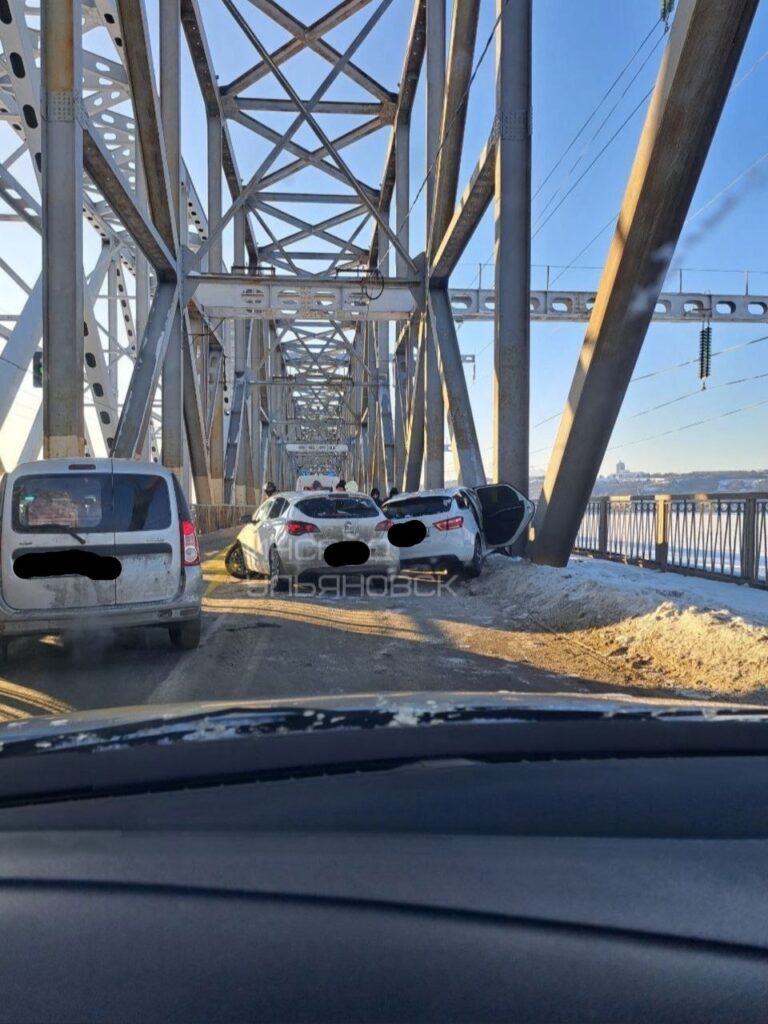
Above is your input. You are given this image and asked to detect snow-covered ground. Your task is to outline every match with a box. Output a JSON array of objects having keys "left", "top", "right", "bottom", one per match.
[{"left": 475, "top": 554, "right": 768, "bottom": 700}]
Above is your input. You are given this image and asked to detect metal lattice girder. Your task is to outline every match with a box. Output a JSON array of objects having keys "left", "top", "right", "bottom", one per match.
[
  {"left": 429, "top": 0, "right": 480, "bottom": 254},
  {"left": 532, "top": 0, "right": 760, "bottom": 567},
  {"left": 115, "top": 0, "right": 178, "bottom": 255},
  {"left": 42, "top": 0, "right": 85, "bottom": 458},
  {"left": 82, "top": 123, "right": 176, "bottom": 276},
  {"left": 189, "top": 277, "right": 768, "bottom": 325},
  {"left": 112, "top": 281, "right": 180, "bottom": 458},
  {"left": 431, "top": 135, "right": 496, "bottom": 283},
  {"left": 428, "top": 286, "right": 485, "bottom": 486},
  {"left": 230, "top": 0, "right": 396, "bottom": 105},
  {"left": 181, "top": 308, "right": 214, "bottom": 504}
]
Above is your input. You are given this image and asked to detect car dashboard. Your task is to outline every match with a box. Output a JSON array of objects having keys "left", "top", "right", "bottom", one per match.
[{"left": 0, "top": 739, "right": 767, "bottom": 1022}]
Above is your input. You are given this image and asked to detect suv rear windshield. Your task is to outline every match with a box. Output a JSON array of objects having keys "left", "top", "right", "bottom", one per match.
[
  {"left": 296, "top": 496, "right": 379, "bottom": 519},
  {"left": 12, "top": 473, "right": 171, "bottom": 533},
  {"left": 383, "top": 496, "right": 453, "bottom": 518}
]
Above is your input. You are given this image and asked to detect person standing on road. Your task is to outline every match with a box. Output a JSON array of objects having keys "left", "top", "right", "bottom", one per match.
[
  {"left": 335, "top": 479, "right": 347, "bottom": 492},
  {"left": 264, "top": 481, "right": 277, "bottom": 498},
  {"left": 388, "top": 487, "right": 399, "bottom": 501},
  {"left": 370, "top": 487, "right": 382, "bottom": 507}
]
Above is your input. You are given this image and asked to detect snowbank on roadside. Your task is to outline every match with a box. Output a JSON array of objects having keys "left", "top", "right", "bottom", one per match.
[{"left": 475, "top": 554, "right": 768, "bottom": 699}]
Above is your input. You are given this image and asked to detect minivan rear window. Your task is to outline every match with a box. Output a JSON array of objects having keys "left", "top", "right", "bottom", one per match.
[
  {"left": 12, "top": 473, "right": 171, "bottom": 533},
  {"left": 383, "top": 496, "right": 453, "bottom": 518},
  {"left": 296, "top": 496, "right": 379, "bottom": 519}
]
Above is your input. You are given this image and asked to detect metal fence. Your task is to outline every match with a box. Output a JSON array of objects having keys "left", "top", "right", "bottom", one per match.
[
  {"left": 574, "top": 493, "right": 768, "bottom": 589},
  {"left": 190, "top": 505, "right": 256, "bottom": 535}
]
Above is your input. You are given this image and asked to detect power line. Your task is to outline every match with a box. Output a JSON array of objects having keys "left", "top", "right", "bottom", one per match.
[
  {"left": 532, "top": 18, "right": 662, "bottom": 204},
  {"left": 534, "top": 32, "right": 664, "bottom": 226},
  {"left": 532, "top": 85, "right": 654, "bottom": 240},
  {"left": 606, "top": 396, "right": 768, "bottom": 453}
]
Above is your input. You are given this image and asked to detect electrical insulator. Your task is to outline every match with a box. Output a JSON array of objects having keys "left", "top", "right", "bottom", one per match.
[{"left": 699, "top": 323, "right": 712, "bottom": 387}]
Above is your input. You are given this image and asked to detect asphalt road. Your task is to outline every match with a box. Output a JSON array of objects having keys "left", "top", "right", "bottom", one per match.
[{"left": 0, "top": 530, "right": 661, "bottom": 721}]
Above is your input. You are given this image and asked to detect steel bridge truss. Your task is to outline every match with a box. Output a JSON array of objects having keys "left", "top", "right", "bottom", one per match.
[{"left": 0, "top": 0, "right": 760, "bottom": 547}]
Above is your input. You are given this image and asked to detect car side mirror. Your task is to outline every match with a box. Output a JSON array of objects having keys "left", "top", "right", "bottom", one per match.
[{"left": 239, "top": 514, "right": 252, "bottom": 524}]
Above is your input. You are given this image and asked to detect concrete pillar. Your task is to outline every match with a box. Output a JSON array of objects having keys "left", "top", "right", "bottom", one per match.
[
  {"left": 424, "top": 0, "right": 445, "bottom": 487},
  {"left": 160, "top": 0, "right": 183, "bottom": 477},
  {"left": 493, "top": 0, "right": 531, "bottom": 495},
  {"left": 41, "top": 0, "right": 84, "bottom": 457}
]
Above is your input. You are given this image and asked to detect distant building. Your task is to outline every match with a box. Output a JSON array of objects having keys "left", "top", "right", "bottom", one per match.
[{"left": 616, "top": 461, "right": 627, "bottom": 477}]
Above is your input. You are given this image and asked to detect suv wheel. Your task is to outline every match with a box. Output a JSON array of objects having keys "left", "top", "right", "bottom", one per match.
[
  {"left": 169, "top": 617, "right": 201, "bottom": 650},
  {"left": 464, "top": 536, "right": 484, "bottom": 579}
]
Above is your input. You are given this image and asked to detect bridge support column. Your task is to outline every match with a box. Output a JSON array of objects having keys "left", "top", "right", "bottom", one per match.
[
  {"left": 41, "top": 0, "right": 84, "bottom": 457},
  {"left": 160, "top": 0, "right": 183, "bottom": 478},
  {"left": 493, "top": 0, "right": 531, "bottom": 498},
  {"left": 424, "top": 0, "right": 445, "bottom": 488}
]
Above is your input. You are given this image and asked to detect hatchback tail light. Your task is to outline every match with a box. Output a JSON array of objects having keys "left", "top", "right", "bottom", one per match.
[
  {"left": 434, "top": 515, "right": 464, "bottom": 531},
  {"left": 375, "top": 519, "right": 394, "bottom": 531},
  {"left": 181, "top": 519, "right": 200, "bottom": 566},
  {"left": 285, "top": 520, "right": 319, "bottom": 536}
]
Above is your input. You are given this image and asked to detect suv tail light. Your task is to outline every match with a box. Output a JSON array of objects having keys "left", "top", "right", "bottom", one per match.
[
  {"left": 181, "top": 519, "right": 200, "bottom": 566},
  {"left": 286, "top": 520, "right": 319, "bottom": 536},
  {"left": 434, "top": 515, "right": 464, "bottom": 532},
  {"left": 375, "top": 519, "right": 394, "bottom": 531}
]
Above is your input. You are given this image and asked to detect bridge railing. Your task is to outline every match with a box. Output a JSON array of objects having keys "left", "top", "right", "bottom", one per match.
[
  {"left": 190, "top": 505, "right": 257, "bottom": 535},
  {"left": 574, "top": 493, "right": 768, "bottom": 588}
]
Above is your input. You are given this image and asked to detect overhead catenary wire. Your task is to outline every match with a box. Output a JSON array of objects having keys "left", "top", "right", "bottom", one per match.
[
  {"left": 531, "top": 18, "right": 662, "bottom": 204},
  {"left": 462, "top": 16, "right": 666, "bottom": 349},
  {"left": 532, "top": 85, "right": 655, "bottom": 240},
  {"left": 534, "top": 30, "right": 665, "bottom": 226}
]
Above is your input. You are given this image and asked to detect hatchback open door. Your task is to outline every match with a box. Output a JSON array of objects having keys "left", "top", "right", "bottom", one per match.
[{"left": 474, "top": 484, "right": 535, "bottom": 550}]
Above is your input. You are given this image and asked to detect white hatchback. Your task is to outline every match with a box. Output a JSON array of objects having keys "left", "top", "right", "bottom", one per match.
[
  {"left": 228, "top": 491, "right": 400, "bottom": 590},
  {"left": 382, "top": 484, "right": 535, "bottom": 577}
]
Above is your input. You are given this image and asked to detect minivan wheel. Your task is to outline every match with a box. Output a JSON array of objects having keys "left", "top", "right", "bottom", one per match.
[
  {"left": 169, "top": 617, "right": 201, "bottom": 650},
  {"left": 269, "top": 547, "right": 289, "bottom": 594},
  {"left": 224, "top": 541, "right": 250, "bottom": 580},
  {"left": 464, "top": 536, "right": 483, "bottom": 579}
]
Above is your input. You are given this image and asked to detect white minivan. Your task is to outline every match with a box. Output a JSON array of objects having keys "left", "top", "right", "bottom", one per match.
[{"left": 0, "top": 458, "right": 204, "bottom": 655}]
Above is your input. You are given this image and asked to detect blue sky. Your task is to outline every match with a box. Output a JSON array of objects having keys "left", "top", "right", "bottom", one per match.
[{"left": 1, "top": 0, "right": 767, "bottom": 476}]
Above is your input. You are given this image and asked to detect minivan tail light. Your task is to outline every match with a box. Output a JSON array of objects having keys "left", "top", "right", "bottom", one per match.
[
  {"left": 181, "top": 519, "right": 200, "bottom": 566},
  {"left": 375, "top": 519, "right": 394, "bottom": 531},
  {"left": 434, "top": 515, "right": 464, "bottom": 531},
  {"left": 286, "top": 520, "right": 319, "bottom": 536}
]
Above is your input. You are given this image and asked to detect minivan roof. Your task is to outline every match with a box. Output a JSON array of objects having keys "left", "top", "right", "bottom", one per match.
[{"left": 10, "top": 458, "right": 174, "bottom": 479}]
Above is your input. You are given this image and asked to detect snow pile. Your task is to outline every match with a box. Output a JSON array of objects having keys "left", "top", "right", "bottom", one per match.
[{"left": 476, "top": 555, "right": 768, "bottom": 699}]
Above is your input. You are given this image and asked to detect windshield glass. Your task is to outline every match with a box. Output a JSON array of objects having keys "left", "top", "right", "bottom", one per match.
[{"left": 0, "top": 0, "right": 766, "bottom": 759}]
